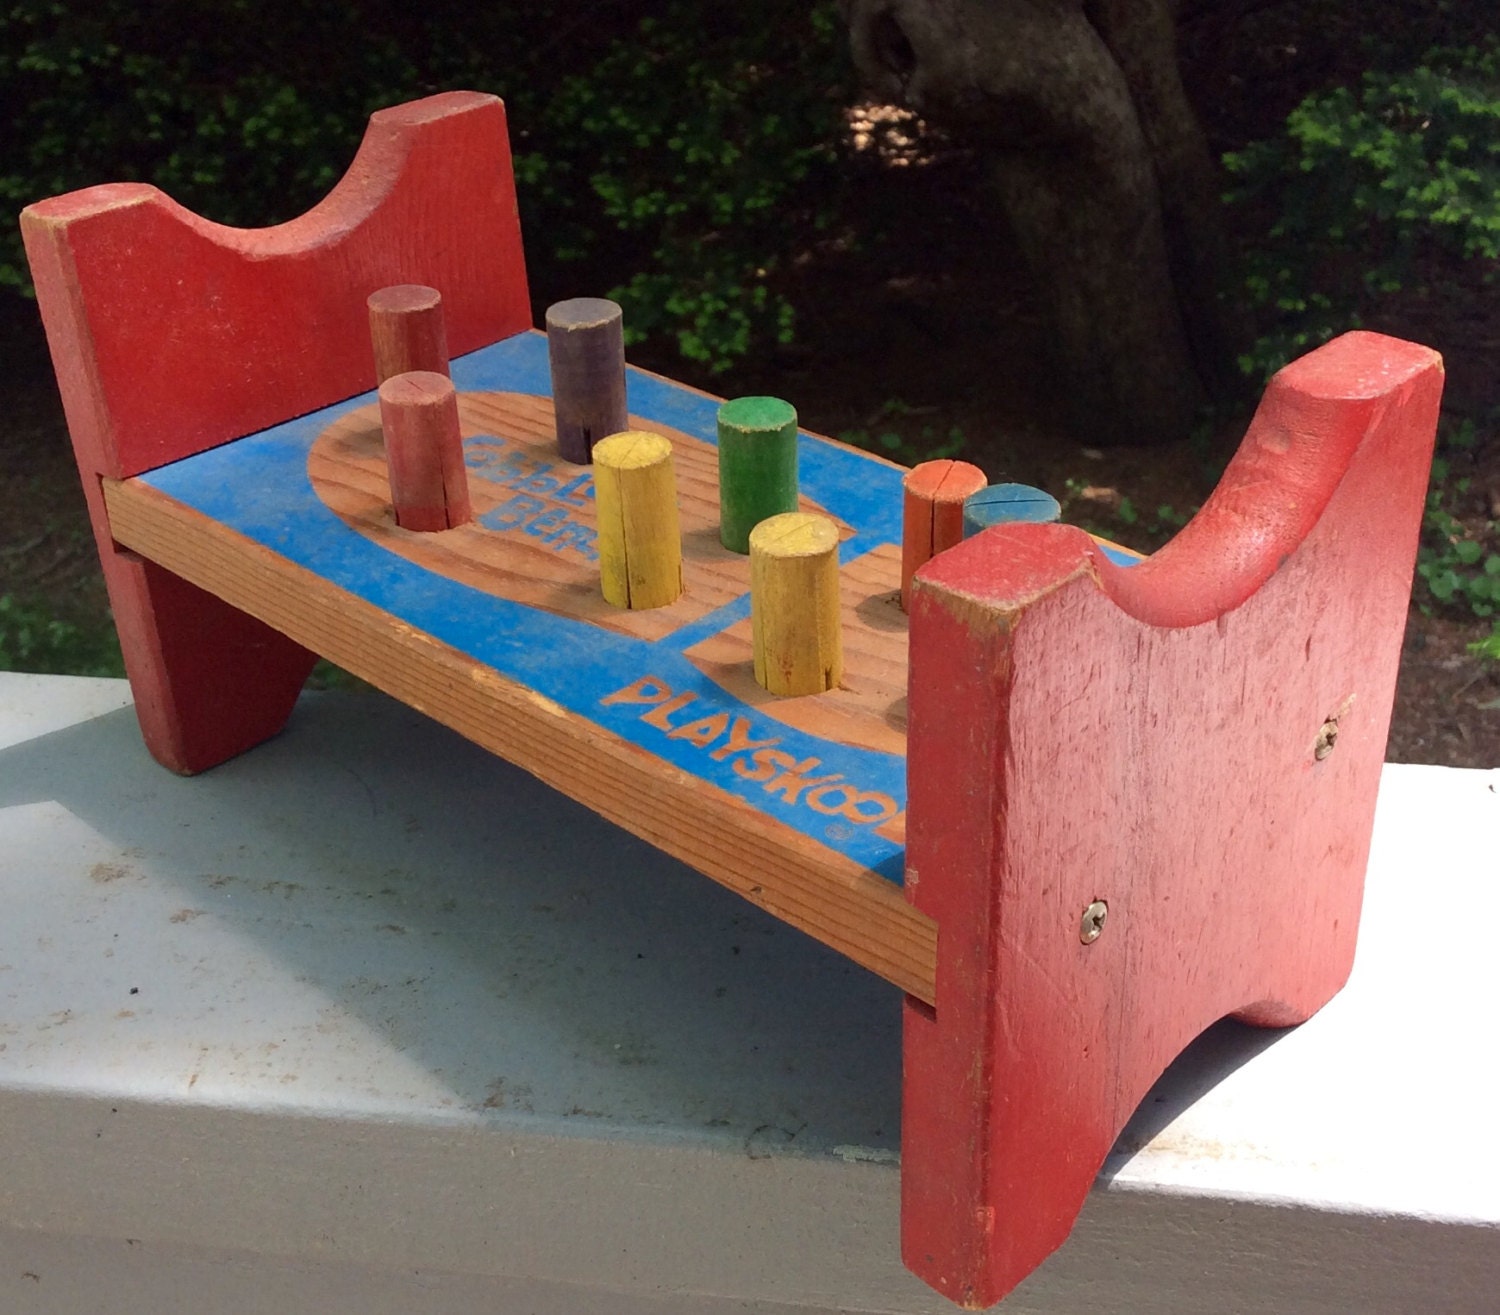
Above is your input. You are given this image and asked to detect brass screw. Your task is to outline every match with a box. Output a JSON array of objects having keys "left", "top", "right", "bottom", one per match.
[{"left": 1080, "top": 900, "right": 1108, "bottom": 944}]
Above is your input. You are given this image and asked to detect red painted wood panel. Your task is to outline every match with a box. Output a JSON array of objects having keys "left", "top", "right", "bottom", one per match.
[
  {"left": 902, "top": 331, "right": 1443, "bottom": 1307},
  {"left": 20, "top": 91, "right": 531, "bottom": 772},
  {"left": 22, "top": 91, "right": 529, "bottom": 479}
]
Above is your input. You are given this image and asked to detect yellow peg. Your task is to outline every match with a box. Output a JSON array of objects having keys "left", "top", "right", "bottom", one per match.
[
  {"left": 749, "top": 512, "right": 843, "bottom": 696},
  {"left": 593, "top": 431, "right": 683, "bottom": 610}
]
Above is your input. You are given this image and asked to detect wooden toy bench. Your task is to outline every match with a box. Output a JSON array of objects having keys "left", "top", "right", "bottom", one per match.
[{"left": 21, "top": 91, "right": 1444, "bottom": 1308}]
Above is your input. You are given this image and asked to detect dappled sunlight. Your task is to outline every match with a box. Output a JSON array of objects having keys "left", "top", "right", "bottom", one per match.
[{"left": 844, "top": 101, "right": 933, "bottom": 166}]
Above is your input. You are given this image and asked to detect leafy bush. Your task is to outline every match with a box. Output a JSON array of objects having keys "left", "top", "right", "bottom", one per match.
[
  {"left": 0, "top": 593, "right": 123, "bottom": 675},
  {"left": 1416, "top": 421, "right": 1500, "bottom": 641},
  {"left": 1, "top": 1, "right": 853, "bottom": 374},
  {"left": 1420, "top": 486, "right": 1500, "bottom": 616},
  {"left": 1224, "top": 39, "right": 1500, "bottom": 380},
  {"left": 0, "top": 3, "right": 418, "bottom": 291},
  {"left": 838, "top": 399, "right": 967, "bottom": 466},
  {"left": 508, "top": 5, "right": 852, "bottom": 372},
  {"left": 1470, "top": 622, "right": 1500, "bottom": 660},
  {"left": 1226, "top": 37, "right": 1500, "bottom": 664}
]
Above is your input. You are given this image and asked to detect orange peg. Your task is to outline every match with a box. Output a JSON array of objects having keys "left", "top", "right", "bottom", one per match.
[{"left": 900, "top": 459, "right": 987, "bottom": 610}]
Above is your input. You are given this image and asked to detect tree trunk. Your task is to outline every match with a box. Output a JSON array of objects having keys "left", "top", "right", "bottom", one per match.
[{"left": 841, "top": 0, "right": 1231, "bottom": 446}]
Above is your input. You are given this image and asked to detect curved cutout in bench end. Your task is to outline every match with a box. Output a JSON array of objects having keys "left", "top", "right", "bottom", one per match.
[
  {"left": 901, "top": 331, "right": 1444, "bottom": 1307},
  {"left": 21, "top": 90, "right": 529, "bottom": 480}
]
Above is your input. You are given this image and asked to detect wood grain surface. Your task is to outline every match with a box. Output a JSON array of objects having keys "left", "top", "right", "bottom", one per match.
[
  {"left": 101, "top": 475, "right": 938, "bottom": 1003},
  {"left": 306, "top": 388, "right": 913, "bottom": 761}
]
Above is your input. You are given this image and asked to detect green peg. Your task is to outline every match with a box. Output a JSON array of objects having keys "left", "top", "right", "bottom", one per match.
[{"left": 717, "top": 396, "right": 799, "bottom": 554}]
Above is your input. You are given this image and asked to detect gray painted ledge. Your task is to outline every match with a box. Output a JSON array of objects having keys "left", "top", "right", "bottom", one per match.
[{"left": 0, "top": 673, "right": 1495, "bottom": 1313}]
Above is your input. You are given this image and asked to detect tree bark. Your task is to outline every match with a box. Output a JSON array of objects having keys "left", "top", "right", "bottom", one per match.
[{"left": 841, "top": 0, "right": 1230, "bottom": 446}]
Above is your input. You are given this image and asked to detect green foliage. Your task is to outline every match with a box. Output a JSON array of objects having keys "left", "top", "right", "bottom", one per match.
[
  {"left": 1414, "top": 420, "right": 1500, "bottom": 657},
  {"left": 0, "top": 3, "right": 421, "bottom": 293},
  {"left": 1469, "top": 621, "right": 1500, "bottom": 660},
  {"left": 0, "top": 592, "right": 377, "bottom": 681},
  {"left": 839, "top": 400, "right": 967, "bottom": 466},
  {"left": 0, "top": 593, "right": 123, "bottom": 676},
  {"left": 1, "top": 1, "right": 853, "bottom": 373},
  {"left": 513, "top": 4, "right": 852, "bottom": 373},
  {"left": 1227, "top": 40, "right": 1499, "bottom": 664},
  {"left": 1417, "top": 490, "right": 1500, "bottom": 608},
  {"left": 308, "top": 659, "right": 367, "bottom": 691},
  {"left": 1418, "top": 486, "right": 1500, "bottom": 616},
  {"left": 1114, "top": 499, "right": 1190, "bottom": 535},
  {"left": 1060, "top": 479, "right": 1194, "bottom": 553},
  {"left": 1224, "top": 39, "right": 1500, "bottom": 380}
]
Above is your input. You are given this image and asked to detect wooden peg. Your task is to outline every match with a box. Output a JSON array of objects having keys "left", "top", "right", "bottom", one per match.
[
  {"left": 378, "top": 370, "right": 472, "bottom": 531},
  {"left": 901, "top": 459, "right": 988, "bottom": 611},
  {"left": 749, "top": 512, "right": 843, "bottom": 696},
  {"left": 717, "top": 396, "right": 799, "bottom": 554},
  {"left": 962, "top": 483, "right": 1061, "bottom": 537},
  {"left": 368, "top": 284, "right": 450, "bottom": 384},
  {"left": 546, "top": 298, "right": 628, "bottom": 465},
  {"left": 593, "top": 431, "right": 683, "bottom": 610}
]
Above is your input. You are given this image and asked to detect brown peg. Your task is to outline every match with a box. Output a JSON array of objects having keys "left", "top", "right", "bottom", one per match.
[
  {"left": 378, "top": 370, "right": 472, "bottom": 532},
  {"left": 368, "top": 284, "right": 450, "bottom": 384},
  {"left": 546, "top": 297, "right": 628, "bottom": 464}
]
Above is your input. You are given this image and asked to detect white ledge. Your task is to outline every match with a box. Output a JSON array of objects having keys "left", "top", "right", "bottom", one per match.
[{"left": 0, "top": 673, "right": 1495, "bottom": 1313}]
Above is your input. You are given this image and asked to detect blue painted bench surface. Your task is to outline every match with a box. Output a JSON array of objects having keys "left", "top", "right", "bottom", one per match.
[{"left": 141, "top": 331, "right": 1137, "bottom": 885}]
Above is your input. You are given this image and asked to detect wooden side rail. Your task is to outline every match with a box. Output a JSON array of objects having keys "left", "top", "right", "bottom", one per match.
[{"left": 902, "top": 332, "right": 1444, "bottom": 1306}]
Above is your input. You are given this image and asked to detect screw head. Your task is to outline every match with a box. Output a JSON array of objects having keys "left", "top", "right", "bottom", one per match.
[{"left": 1080, "top": 900, "right": 1108, "bottom": 944}]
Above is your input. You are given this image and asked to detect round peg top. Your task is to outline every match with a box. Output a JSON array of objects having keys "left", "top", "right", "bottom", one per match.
[
  {"left": 369, "top": 283, "right": 442, "bottom": 317},
  {"left": 904, "top": 458, "right": 989, "bottom": 508},
  {"left": 719, "top": 395, "right": 798, "bottom": 437},
  {"left": 378, "top": 367, "right": 450, "bottom": 405},
  {"left": 545, "top": 297, "right": 624, "bottom": 333},
  {"left": 748, "top": 509, "right": 840, "bottom": 560},
  {"left": 962, "top": 483, "right": 1062, "bottom": 538},
  {"left": 593, "top": 429, "right": 670, "bottom": 470},
  {"left": 368, "top": 284, "right": 450, "bottom": 384}
]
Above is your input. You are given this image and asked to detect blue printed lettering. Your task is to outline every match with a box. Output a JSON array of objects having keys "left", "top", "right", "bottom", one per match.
[
  {"left": 543, "top": 522, "right": 598, "bottom": 560},
  {"left": 514, "top": 469, "right": 561, "bottom": 496},
  {"left": 525, "top": 506, "right": 570, "bottom": 538},
  {"left": 554, "top": 473, "right": 593, "bottom": 506}
]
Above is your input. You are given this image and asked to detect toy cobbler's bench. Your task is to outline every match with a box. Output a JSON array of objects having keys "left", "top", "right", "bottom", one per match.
[{"left": 21, "top": 92, "right": 1444, "bottom": 1308}]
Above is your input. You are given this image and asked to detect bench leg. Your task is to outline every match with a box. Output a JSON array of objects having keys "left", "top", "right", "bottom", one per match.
[{"left": 102, "top": 542, "right": 315, "bottom": 775}]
